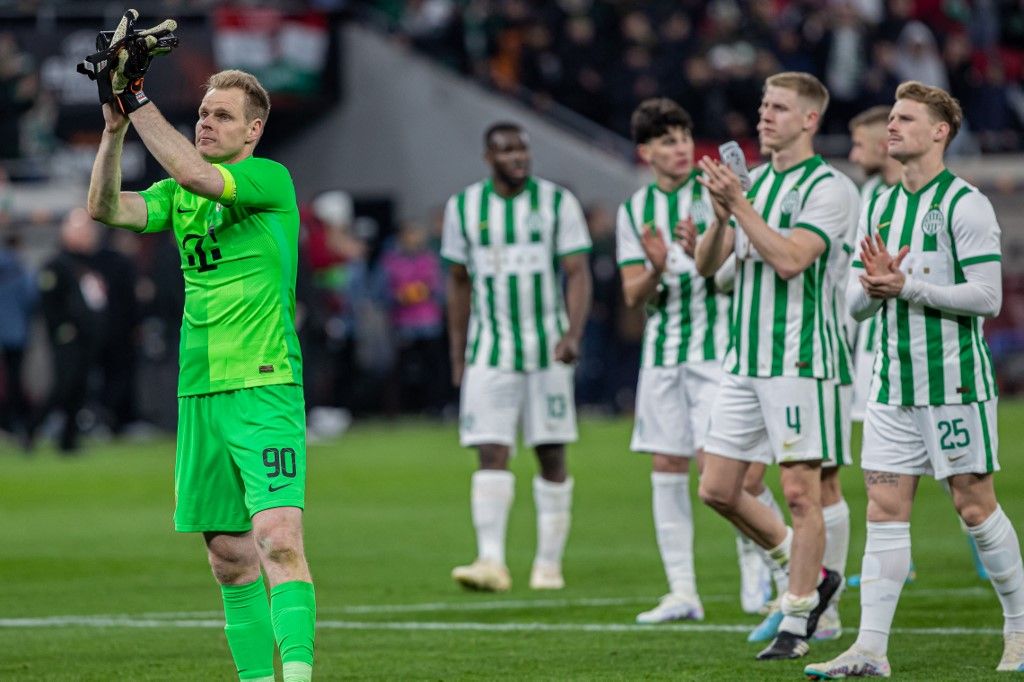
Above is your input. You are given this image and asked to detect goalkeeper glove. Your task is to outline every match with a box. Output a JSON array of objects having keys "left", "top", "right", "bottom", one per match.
[
  {"left": 111, "top": 16, "right": 178, "bottom": 114},
  {"left": 75, "top": 9, "right": 178, "bottom": 112}
]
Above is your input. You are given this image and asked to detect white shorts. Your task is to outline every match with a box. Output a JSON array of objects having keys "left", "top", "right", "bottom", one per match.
[
  {"left": 822, "top": 383, "right": 854, "bottom": 469},
  {"left": 704, "top": 373, "right": 828, "bottom": 465},
  {"left": 459, "top": 363, "right": 578, "bottom": 448},
  {"left": 860, "top": 399, "right": 999, "bottom": 480},
  {"left": 630, "top": 361, "right": 722, "bottom": 457}
]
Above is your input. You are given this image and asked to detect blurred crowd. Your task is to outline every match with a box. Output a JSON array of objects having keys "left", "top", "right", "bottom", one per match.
[{"left": 368, "top": 0, "right": 1024, "bottom": 151}]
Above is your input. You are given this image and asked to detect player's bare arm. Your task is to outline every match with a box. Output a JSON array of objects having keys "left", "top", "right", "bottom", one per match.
[
  {"left": 128, "top": 104, "right": 227, "bottom": 201},
  {"left": 692, "top": 197, "right": 734, "bottom": 278},
  {"left": 699, "top": 156, "right": 825, "bottom": 280},
  {"left": 446, "top": 263, "right": 472, "bottom": 386},
  {"left": 620, "top": 230, "right": 667, "bottom": 308},
  {"left": 87, "top": 103, "right": 148, "bottom": 231},
  {"left": 555, "top": 252, "right": 592, "bottom": 363}
]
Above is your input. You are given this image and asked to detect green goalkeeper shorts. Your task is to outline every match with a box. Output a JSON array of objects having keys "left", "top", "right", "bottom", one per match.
[{"left": 174, "top": 383, "right": 307, "bottom": 532}]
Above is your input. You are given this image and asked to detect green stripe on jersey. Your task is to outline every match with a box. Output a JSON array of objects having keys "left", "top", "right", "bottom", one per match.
[{"left": 533, "top": 272, "right": 548, "bottom": 367}]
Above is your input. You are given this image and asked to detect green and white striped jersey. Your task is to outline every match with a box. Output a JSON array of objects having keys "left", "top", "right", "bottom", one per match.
[
  {"left": 615, "top": 173, "right": 730, "bottom": 368},
  {"left": 853, "top": 174, "right": 891, "bottom": 362},
  {"left": 853, "top": 169, "right": 1001, "bottom": 406},
  {"left": 828, "top": 172, "right": 861, "bottom": 386},
  {"left": 441, "top": 176, "right": 592, "bottom": 372},
  {"left": 726, "top": 155, "right": 857, "bottom": 380}
]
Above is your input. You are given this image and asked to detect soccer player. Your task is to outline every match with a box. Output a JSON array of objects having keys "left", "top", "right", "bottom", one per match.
[
  {"left": 615, "top": 98, "right": 731, "bottom": 623},
  {"left": 847, "top": 105, "right": 903, "bottom": 422},
  {"left": 87, "top": 69, "right": 315, "bottom": 682},
  {"left": 806, "top": 81, "right": 1024, "bottom": 677},
  {"left": 443, "top": 122, "right": 592, "bottom": 592},
  {"left": 691, "top": 72, "right": 853, "bottom": 660}
]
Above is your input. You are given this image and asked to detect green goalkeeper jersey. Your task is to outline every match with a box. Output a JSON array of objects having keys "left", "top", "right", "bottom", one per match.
[{"left": 140, "top": 155, "right": 303, "bottom": 397}]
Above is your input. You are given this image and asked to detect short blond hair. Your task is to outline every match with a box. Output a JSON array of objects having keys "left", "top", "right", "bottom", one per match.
[
  {"left": 849, "top": 105, "right": 891, "bottom": 132},
  {"left": 765, "top": 71, "right": 830, "bottom": 117},
  {"left": 895, "top": 80, "right": 962, "bottom": 147},
  {"left": 205, "top": 69, "right": 271, "bottom": 123}
]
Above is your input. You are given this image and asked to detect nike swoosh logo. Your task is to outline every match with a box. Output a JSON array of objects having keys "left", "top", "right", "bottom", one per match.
[
  {"left": 783, "top": 436, "right": 804, "bottom": 448},
  {"left": 267, "top": 482, "right": 292, "bottom": 492},
  {"left": 177, "top": 207, "right": 196, "bottom": 214},
  {"left": 947, "top": 452, "right": 967, "bottom": 462}
]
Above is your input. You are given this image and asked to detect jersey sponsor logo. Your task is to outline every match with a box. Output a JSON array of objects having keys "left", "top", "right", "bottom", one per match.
[
  {"left": 921, "top": 208, "right": 944, "bottom": 235},
  {"left": 259, "top": 364, "right": 275, "bottom": 374},
  {"left": 182, "top": 228, "right": 223, "bottom": 272}
]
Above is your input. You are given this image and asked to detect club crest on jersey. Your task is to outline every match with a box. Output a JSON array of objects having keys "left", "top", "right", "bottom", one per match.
[
  {"left": 780, "top": 189, "right": 801, "bottom": 215},
  {"left": 921, "top": 208, "right": 944, "bottom": 236},
  {"left": 689, "top": 202, "right": 709, "bottom": 225},
  {"left": 525, "top": 212, "right": 544, "bottom": 232}
]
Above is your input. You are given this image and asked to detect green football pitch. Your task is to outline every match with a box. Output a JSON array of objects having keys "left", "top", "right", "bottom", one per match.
[{"left": 3, "top": 404, "right": 1023, "bottom": 680}]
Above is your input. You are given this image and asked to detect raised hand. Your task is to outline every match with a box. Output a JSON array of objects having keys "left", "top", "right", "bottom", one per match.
[
  {"left": 859, "top": 242, "right": 910, "bottom": 299},
  {"left": 676, "top": 218, "right": 697, "bottom": 257},
  {"left": 697, "top": 156, "right": 745, "bottom": 209},
  {"left": 640, "top": 228, "right": 668, "bottom": 274}
]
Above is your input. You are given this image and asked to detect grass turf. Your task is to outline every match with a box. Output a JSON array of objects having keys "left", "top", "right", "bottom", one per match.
[{"left": 2, "top": 404, "right": 1022, "bottom": 680}]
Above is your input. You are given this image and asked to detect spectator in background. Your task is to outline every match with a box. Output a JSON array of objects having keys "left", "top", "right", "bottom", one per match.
[
  {"left": 822, "top": 1, "right": 869, "bottom": 134},
  {"left": 301, "top": 190, "right": 368, "bottom": 417},
  {"left": 32, "top": 209, "right": 106, "bottom": 452},
  {"left": 0, "top": 230, "right": 36, "bottom": 447},
  {"left": 92, "top": 229, "right": 141, "bottom": 436},
  {"left": 895, "top": 21, "right": 949, "bottom": 90},
  {"left": 375, "top": 219, "right": 446, "bottom": 416},
  {"left": 0, "top": 32, "right": 36, "bottom": 162}
]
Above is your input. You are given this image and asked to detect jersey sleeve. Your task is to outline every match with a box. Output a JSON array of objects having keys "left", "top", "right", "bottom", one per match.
[
  {"left": 616, "top": 202, "right": 646, "bottom": 267},
  {"left": 794, "top": 175, "right": 855, "bottom": 251},
  {"left": 220, "top": 158, "right": 295, "bottom": 211},
  {"left": 951, "top": 190, "right": 1002, "bottom": 267},
  {"left": 555, "top": 190, "right": 592, "bottom": 257},
  {"left": 138, "top": 178, "right": 178, "bottom": 234},
  {"left": 440, "top": 194, "right": 468, "bottom": 265}
]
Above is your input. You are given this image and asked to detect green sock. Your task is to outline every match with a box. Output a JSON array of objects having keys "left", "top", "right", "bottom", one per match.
[
  {"left": 271, "top": 580, "right": 316, "bottom": 678},
  {"left": 221, "top": 577, "right": 276, "bottom": 681}
]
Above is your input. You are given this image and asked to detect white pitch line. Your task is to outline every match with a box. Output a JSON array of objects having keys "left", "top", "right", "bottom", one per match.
[
  {"left": 0, "top": 615, "right": 1002, "bottom": 636},
  {"left": 125, "top": 586, "right": 993, "bottom": 620}
]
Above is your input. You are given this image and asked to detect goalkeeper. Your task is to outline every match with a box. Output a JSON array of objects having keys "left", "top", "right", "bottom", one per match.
[{"left": 83, "top": 11, "right": 315, "bottom": 682}]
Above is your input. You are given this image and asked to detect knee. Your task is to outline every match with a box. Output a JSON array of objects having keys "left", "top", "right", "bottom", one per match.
[
  {"left": 255, "top": 525, "right": 303, "bottom": 568},
  {"left": 207, "top": 547, "right": 258, "bottom": 585},
  {"left": 478, "top": 444, "right": 510, "bottom": 470},
  {"left": 956, "top": 500, "right": 994, "bottom": 528},
  {"left": 782, "top": 484, "right": 819, "bottom": 519},
  {"left": 699, "top": 481, "right": 738, "bottom": 514}
]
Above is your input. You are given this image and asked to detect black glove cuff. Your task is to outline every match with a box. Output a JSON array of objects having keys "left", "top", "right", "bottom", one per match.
[{"left": 116, "top": 85, "right": 151, "bottom": 114}]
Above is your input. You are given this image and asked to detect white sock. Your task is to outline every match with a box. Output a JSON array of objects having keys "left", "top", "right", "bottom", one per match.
[
  {"left": 966, "top": 506, "right": 1024, "bottom": 633},
  {"left": 855, "top": 521, "right": 911, "bottom": 657},
  {"left": 780, "top": 589, "right": 819, "bottom": 637},
  {"left": 823, "top": 499, "right": 851, "bottom": 579},
  {"left": 282, "top": 661, "right": 312, "bottom": 682},
  {"left": 471, "top": 470, "right": 515, "bottom": 565},
  {"left": 759, "top": 525, "right": 793, "bottom": 599},
  {"left": 652, "top": 472, "right": 696, "bottom": 596},
  {"left": 533, "top": 475, "right": 573, "bottom": 570}
]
